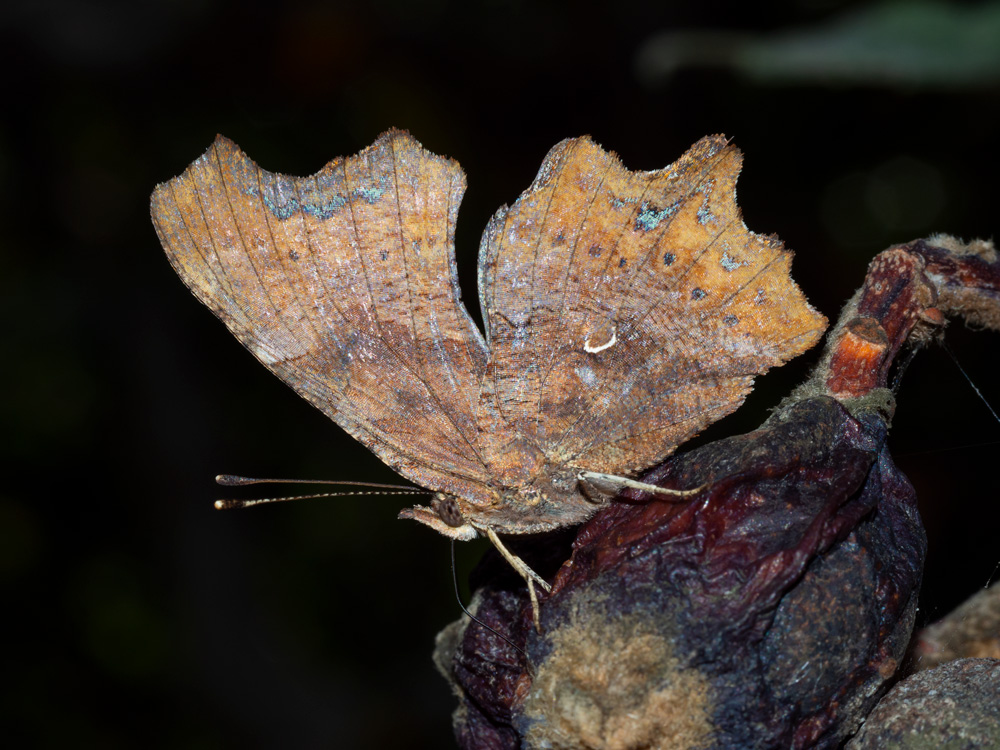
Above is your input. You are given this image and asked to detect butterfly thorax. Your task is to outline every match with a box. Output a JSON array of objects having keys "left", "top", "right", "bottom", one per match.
[
  {"left": 400, "top": 462, "right": 605, "bottom": 540},
  {"left": 482, "top": 463, "right": 603, "bottom": 534}
]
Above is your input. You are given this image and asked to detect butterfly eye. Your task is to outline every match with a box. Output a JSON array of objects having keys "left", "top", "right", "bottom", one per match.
[{"left": 432, "top": 494, "right": 465, "bottom": 528}]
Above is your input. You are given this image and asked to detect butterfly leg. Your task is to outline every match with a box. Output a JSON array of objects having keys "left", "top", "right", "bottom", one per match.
[
  {"left": 485, "top": 528, "right": 551, "bottom": 631},
  {"left": 578, "top": 471, "right": 706, "bottom": 501}
]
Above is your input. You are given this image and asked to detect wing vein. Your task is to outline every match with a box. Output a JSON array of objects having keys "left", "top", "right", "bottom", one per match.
[
  {"left": 212, "top": 143, "right": 311, "bottom": 369},
  {"left": 338, "top": 145, "right": 489, "bottom": 472},
  {"left": 547, "top": 216, "right": 735, "bottom": 463},
  {"left": 534, "top": 151, "right": 615, "bottom": 439}
]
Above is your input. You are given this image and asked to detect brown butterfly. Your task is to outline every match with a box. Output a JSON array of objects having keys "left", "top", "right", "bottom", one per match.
[{"left": 151, "top": 130, "right": 825, "bottom": 612}]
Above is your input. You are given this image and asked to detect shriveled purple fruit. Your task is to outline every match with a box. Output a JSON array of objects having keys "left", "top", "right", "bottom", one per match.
[
  {"left": 434, "top": 236, "right": 1000, "bottom": 749},
  {"left": 438, "top": 394, "right": 923, "bottom": 749}
]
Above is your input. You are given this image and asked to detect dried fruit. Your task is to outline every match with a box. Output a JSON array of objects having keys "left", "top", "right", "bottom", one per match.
[{"left": 435, "top": 236, "right": 1000, "bottom": 749}]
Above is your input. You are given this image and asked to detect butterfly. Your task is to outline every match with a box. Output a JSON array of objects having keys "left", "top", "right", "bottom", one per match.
[{"left": 151, "top": 130, "right": 825, "bottom": 613}]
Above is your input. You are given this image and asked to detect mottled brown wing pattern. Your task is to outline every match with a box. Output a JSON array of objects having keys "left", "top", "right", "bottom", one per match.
[
  {"left": 478, "top": 135, "right": 826, "bottom": 476},
  {"left": 153, "top": 130, "right": 827, "bottom": 547},
  {"left": 151, "top": 131, "right": 495, "bottom": 503}
]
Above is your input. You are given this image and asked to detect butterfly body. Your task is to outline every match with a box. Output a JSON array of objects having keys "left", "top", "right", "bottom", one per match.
[
  {"left": 405, "top": 462, "right": 600, "bottom": 540},
  {"left": 151, "top": 130, "right": 825, "bottom": 552}
]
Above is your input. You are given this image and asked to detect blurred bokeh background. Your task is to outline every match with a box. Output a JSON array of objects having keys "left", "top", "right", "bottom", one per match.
[{"left": 3, "top": 0, "right": 999, "bottom": 746}]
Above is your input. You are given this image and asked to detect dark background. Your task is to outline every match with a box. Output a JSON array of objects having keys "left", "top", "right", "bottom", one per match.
[{"left": 4, "top": 0, "right": 999, "bottom": 747}]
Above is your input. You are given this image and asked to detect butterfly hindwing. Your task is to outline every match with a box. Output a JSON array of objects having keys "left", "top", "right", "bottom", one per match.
[{"left": 479, "top": 136, "right": 826, "bottom": 475}]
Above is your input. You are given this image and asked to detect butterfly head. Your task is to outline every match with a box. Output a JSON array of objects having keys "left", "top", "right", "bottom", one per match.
[
  {"left": 398, "top": 493, "right": 478, "bottom": 540},
  {"left": 432, "top": 493, "right": 466, "bottom": 528}
]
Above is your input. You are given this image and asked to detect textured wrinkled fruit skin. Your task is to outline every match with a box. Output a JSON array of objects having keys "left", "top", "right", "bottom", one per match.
[
  {"left": 435, "top": 236, "right": 1000, "bottom": 748},
  {"left": 439, "top": 395, "right": 926, "bottom": 749}
]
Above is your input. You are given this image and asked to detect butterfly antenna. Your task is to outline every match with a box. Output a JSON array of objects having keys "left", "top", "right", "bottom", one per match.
[
  {"left": 214, "top": 475, "right": 427, "bottom": 510},
  {"left": 450, "top": 540, "right": 527, "bottom": 658},
  {"left": 217, "top": 474, "right": 423, "bottom": 489}
]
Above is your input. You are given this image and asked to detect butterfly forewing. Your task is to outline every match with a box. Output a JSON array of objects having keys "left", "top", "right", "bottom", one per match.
[{"left": 151, "top": 132, "right": 495, "bottom": 504}]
